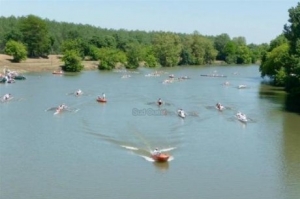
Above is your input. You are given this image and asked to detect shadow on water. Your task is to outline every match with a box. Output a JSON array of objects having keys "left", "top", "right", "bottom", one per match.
[
  {"left": 259, "top": 83, "right": 300, "bottom": 114},
  {"left": 285, "top": 94, "right": 300, "bottom": 114},
  {"left": 153, "top": 161, "right": 170, "bottom": 172}
]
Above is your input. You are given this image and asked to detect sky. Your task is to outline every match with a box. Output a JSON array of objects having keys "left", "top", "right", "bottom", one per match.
[{"left": 0, "top": 0, "right": 299, "bottom": 44}]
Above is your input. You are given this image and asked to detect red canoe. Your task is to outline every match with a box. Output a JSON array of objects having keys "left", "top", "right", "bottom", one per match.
[
  {"left": 97, "top": 98, "right": 107, "bottom": 103},
  {"left": 151, "top": 153, "right": 170, "bottom": 162}
]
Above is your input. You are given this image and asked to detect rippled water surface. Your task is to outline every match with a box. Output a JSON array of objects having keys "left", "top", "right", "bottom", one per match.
[{"left": 1, "top": 65, "right": 299, "bottom": 199}]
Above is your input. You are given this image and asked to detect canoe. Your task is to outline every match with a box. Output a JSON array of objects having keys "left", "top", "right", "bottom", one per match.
[
  {"left": 54, "top": 109, "right": 61, "bottom": 115},
  {"left": 97, "top": 98, "right": 107, "bottom": 103},
  {"left": 238, "top": 85, "right": 247, "bottom": 89},
  {"left": 1, "top": 97, "right": 13, "bottom": 102},
  {"left": 216, "top": 105, "right": 225, "bottom": 111},
  {"left": 151, "top": 153, "right": 170, "bottom": 162},
  {"left": 178, "top": 110, "right": 186, "bottom": 118},
  {"left": 53, "top": 71, "right": 63, "bottom": 75},
  {"left": 13, "top": 75, "right": 26, "bottom": 80},
  {"left": 236, "top": 113, "right": 248, "bottom": 123},
  {"left": 0, "top": 78, "right": 6, "bottom": 83},
  {"left": 200, "top": 74, "right": 227, "bottom": 78}
]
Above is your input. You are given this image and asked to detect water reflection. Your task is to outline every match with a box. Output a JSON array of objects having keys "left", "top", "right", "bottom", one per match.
[
  {"left": 283, "top": 112, "right": 300, "bottom": 198},
  {"left": 153, "top": 161, "right": 170, "bottom": 172},
  {"left": 285, "top": 94, "right": 300, "bottom": 114}
]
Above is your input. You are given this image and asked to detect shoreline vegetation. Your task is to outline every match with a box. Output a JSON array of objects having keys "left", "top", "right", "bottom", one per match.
[
  {"left": 0, "top": 2, "right": 299, "bottom": 98},
  {"left": 0, "top": 54, "right": 229, "bottom": 73},
  {"left": 0, "top": 54, "right": 99, "bottom": 73}
]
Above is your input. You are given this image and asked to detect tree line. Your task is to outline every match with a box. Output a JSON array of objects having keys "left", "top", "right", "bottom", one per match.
[
  {"left": 0, "top": 15, "right": 267, "bottom": 72},
  {"left": 259, "top": 2, "right": 300, "bottom": 97}
]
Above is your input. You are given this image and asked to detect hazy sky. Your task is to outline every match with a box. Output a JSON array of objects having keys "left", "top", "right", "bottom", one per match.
[{"left": 0, "top": 0, "right": 298, "bottom": 44}]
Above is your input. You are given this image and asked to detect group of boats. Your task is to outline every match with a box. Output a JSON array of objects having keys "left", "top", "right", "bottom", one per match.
[
  {"left": 53, "top": 90, "right": 107, "bottom": 115},
  {"left": 216, "top": 102, "right": 248, "bottom": 123},
  {"left": 3, "top": 68, "right": 249, "bottom": 163},
  {"left": 0, "top": 68, "right": 26, "bottom": 83}
]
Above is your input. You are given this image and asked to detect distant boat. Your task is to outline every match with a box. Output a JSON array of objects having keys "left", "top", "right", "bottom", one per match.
[
  {"left": 236, "top": 112, "right": 248, "bottom": 123},
  {"left": 178, "top": 109, "right": 186, "bottom": 118},
  {"left": 13, "top": 75, "right": 26, "bottom": 80},
  {"left": 238, "top": 85, "right": 247, "bottom": 89},
  {"left": 151, "top": 153, "right": 170, "bottom": 162},
  {"left": 97, "top": 97, "right": 107, "bottom": 103},
  {"left": 200, "top": 74, "right": 227, "bottom": 78},
  {"left": 52, "top": 70, "right": 63, "bottom": 75}
]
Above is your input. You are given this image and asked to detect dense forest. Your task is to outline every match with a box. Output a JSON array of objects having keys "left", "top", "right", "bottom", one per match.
[
  {"left": 0, "top": 14, "right": 268, "bottom": 71},
  {"left": 0, "top": 2, "right": 299, "bottom": 98}
]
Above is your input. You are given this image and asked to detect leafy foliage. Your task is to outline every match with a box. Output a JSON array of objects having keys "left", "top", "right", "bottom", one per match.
[
  {"left": 260, "top": 43, "right": 290, "bottom": 78},
  {"left": 62, "top": 50, "right": 83, "bottom": 72},
  {"left": 97, "top": 48, "right": 127, "bottom": 70},
  {"left": 214, "top": 33, "right": 231, "bottom": 61},
  {"left": 152, "top": 32, "right": 182, "bottom": 67},
  {"left": 0, "top": 14, "right": 265, "bottom": 67},
  {"left": 4, "top": 40, "right": 27, "bottom": 62},
  {"left": 19, "top": 15, "right": 51, "bottom": 57}
]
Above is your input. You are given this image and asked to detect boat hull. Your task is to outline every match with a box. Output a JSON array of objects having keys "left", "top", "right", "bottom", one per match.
[
  {"left": 151, "top": 153, "right": 170, "bottom": 162},
  {"left": 13, "top": 75, "right": 26, "bottom": 80},
  {"left": 97, "top": 98, "right": 107, "bottom": 103},
  {"left": 52, "top": 71, "right": 63, "bottom": 75}
]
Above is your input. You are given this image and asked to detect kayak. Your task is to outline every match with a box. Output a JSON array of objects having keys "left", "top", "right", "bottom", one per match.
[
  {"left": 97, "top": 98, "right": 107, "bottom": 103},
  {"left": 151, "top": 153, "right": 170, "bottom": 162},
  {"left": 236, "top": 112, "right": 248, "bottom": 123},
  {"left": 53, "top": 71, "right": 63, "bottom": 75},
  {"left": 178, "top": 110, "right": 186, "bottom": 118},
  {"left": 54, "top": 109, "right": 61, "bottom": 115},
  {"left": 13, "top": 75, "right": 26, "bottom": 80},
  {"left": 216, "top": 105, "right": 225, "bottom": 111},
  {"left": 1, "top": 97, "right": 13, "bottom": 102}
]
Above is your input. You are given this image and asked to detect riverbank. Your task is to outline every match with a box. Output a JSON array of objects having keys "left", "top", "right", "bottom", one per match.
[
  {"left": 0, "top": 54, "right": 246, "bottom": 74},
  {"left": 0, "top": 54, "right": 98, "bottom": 73}
]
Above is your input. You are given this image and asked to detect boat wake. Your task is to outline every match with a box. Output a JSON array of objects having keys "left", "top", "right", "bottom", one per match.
[
  {"left": 120, "top": 145, "right": 139, "bottom": 150},
  {"left": 140, "top": 154, "right": 174, "bottom": 162}
]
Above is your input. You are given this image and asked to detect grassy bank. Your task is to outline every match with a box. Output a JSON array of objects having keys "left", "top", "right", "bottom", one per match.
[{"left": 0, "top": 54, "right": 98, "bottom": 73}]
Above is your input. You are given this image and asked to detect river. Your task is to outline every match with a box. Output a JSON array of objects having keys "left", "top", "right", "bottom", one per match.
[{"left": 0, "top": 65, "right": 299, "bottom": 199}]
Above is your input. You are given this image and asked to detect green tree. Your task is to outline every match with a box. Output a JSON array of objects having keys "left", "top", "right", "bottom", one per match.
[
  {"left": 236, "top": 45, "right": 252, "bottom": 64},
  {"left": 232, "top": 36, "right": 247, "bottom": 46},
  {"left": 152, "top": 32, "right": 182, "bottom": 67},
  {"left": 269, "top": 34, "right": 288, "bottom": 51},
  {"left": 98, "top": 48, "right": 127, "bottom": 70},
  {"left": 224, "top": 41, "right": 238, "bottom": 64},
  {"left": 125, "top": 43, "right": 145, "bottom": 69},
  {"left": 283, "top": 2, "right": 300, "bottom": 94},
  {"left": 61, "top": 39, "right": 84, "bottom": 57},
  {"left": 62, "top": 50, "right": 83, "bottom": 72},
  {"left": 143, "top": 46, "right": 159, "bottom": 68},
  {"left": 19, "top": 15, "right": 51, "bottom": 57},
  {"left": 259, "top": 43, "right": 290, "bottom": 83},
  {"left": 4, "top": 40, "right": 27, "bottom": 62},
  {"left": 214, "top": 33, "right": 231, "bottom": 61},
  {"left": 248, "top": 43, "right": 269, "bottom": 64},
  {"left": 3, "top": 28, "right": 23, "bottom": 43}
]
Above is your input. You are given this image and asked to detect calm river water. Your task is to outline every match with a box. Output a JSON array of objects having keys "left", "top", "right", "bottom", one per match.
[{"left": 0, "top": 65, "right": 299, "bottom": 199}]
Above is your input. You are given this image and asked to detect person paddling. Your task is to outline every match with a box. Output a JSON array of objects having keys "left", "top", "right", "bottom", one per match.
[
  {"left": 157, "top": 98, "right": 162, "bottom": 105},
  {"left": 2, "top": 93, "right": 11, "bottom": 101}
]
